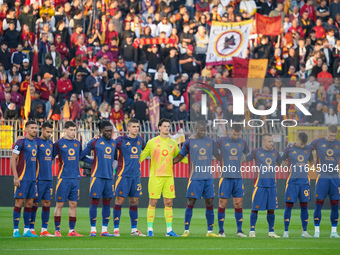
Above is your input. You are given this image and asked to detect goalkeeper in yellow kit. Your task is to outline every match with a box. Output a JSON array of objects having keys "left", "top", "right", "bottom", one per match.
[{"left": 140, "top": 118, "right": 187, "bottom": 237}]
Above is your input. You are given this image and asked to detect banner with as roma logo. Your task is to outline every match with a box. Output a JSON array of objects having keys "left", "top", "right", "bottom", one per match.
[{"left": 205, "top": 20, "right": 252, "bottom": 66}]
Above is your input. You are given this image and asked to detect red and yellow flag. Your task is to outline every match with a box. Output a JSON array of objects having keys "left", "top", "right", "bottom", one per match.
[{"left": 255, "top": 13, "right": 281, "bottom": 36}]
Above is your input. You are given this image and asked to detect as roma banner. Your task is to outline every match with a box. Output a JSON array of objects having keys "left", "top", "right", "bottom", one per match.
[
  {"left": 255, "top": 13, "right": 281, "bottom": 36},
  {"left": 206, "top": 19, "right": 252, "bottom": 66},
  {"left": 233, "top": 57, "right": 268, "bottom": 89}
]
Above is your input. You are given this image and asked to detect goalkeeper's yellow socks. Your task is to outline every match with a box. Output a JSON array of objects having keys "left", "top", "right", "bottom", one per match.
[
  {"left": 147, "top": 205, "right": 155, "bottom": 231},
  {"left": 164, "top": 206, "right": 173, "bottom": 232}
]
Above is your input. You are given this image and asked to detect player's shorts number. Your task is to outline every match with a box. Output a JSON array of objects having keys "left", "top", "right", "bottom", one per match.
[
  {"left": 50, "top": 188, "right": 53, "bottom": 196},
  {"left": 304, "top": 190, "right": 309, "bottom": 197},
  {"left": 137, "top": 183, "right": 142, "bottom": 191},
  {"left": 170, "top": 185, "right": 174, "bottom": 192}
]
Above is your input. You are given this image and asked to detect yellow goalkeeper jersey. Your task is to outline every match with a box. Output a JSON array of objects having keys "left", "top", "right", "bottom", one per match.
[{"left": 140, "top": 135, "right": 186, "bottom": 177}]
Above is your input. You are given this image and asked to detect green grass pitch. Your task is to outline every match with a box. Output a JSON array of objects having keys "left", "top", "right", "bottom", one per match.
[{"left": 0, "top": 207, "right": 339, "bottom": 255}]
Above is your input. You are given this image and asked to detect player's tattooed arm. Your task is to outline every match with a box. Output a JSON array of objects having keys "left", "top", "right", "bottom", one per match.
[{"left": 173, "top": 154, "right": 184, "bottom": 164}]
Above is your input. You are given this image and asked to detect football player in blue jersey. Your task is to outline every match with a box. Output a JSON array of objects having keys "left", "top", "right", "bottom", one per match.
[
  {"left": 174, "top": 120, "right": 221, "bottom": 237},
  {"left": 216, "top": 124, "right": 250, "bottom": 237},
  {"left": 309, "top": 125, "right": 340, "bottom": 238},
  {"left": 113, "top": 119, "right": 146, "bottom": 237},
  {"left": 11, "top": 121, "right": 39, "bottom": 238},
  {"left": 29, "top": 122, "right": 55, "bottom": 237},
  {"left": 244, "top": 133, "right": 282, "bottom": 238},
  {"left": 53, "top": 121, "right": 91, "bottom": 237},
  {"left": 282, "top": 132, "right": 314, "bottom": 238},
  {"left": 80, "top": 120, "right": 116, "bottom": 237}
]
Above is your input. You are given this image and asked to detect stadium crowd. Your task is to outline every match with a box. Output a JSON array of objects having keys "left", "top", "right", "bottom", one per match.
[{"left": 0, "top": 0, "right": 340, "bottom": 128}]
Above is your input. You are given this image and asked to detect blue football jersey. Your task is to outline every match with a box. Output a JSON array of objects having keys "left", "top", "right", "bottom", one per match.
[
  {"left": 310, "top": 138, "right": 340, "bottom": 177},
  {"left": 216, "top": 137, "right": 250, "bottom": 178},
  {"left": 80, "top": 137, "right": 116, "bottom": 179},
  {"left": 115, "top": 135, "right": 146, "bottom": 177},
  {"left": 246, "top": 148, "right": 282, "bottom": 187},
  {"left": 13, "top": 138, "right": 38, "bottom": 181},
  {"left": 35, "top": 137, "right": 54, "bottom": 181},
  {"left": 282, "top": 145, "right": 313, "bottom": 185},
  {"left": 180, "top": 137, "right": 218, "bottom": 180},
  {"left": 53, "top": 138, "right": 82, "bottom": 179}
]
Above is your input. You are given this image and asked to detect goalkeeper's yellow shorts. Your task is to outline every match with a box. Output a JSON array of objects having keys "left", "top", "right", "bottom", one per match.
[{"left": 148, "top": 176, "right": 175, "bottom": 199}]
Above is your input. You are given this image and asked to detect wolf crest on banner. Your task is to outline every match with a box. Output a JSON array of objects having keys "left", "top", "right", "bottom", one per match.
[{"left": 206, "top": 20, "right": 252, "bottom": 66}]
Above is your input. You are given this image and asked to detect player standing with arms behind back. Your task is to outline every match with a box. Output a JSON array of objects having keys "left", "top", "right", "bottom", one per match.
[
  {"left": 282, "top": 132, "right": 314, "bottom": 238},
  {"left": 29, "top": 122, "right": 55, "bottom": 237},
  {"left": 216, "top": 124, "right": 250, "bottom": 237},
  {"left": 53, "top": 121, "right": 89, "bottom": 237},
  {"left": 113, "top": 119, "right": 146, "bottom": 237},
  {"left": 140, "top": 118, "right": 186, "bottom": 237},
  {"left": 11, "top": 121, "right": 39, "bottom": 238},
  {"left": 173, "top": 120, "right": 221, "bottom": 237},
  {"left": 244, "top": 134, "right": 282, "bottom": 238},
  {"left": 310, "top": 125, "right": 340, "bottom": 238},
  {"left": 80, "top": 121, "right": 116, "bottom": 237}
]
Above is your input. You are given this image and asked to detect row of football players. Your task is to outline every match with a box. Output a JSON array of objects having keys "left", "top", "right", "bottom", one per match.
[{"left": 10, "top": 120, "right": 340, "bottom": 238}]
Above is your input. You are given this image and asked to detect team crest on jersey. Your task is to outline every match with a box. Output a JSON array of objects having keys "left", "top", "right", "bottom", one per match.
[
  {"left": 93, "top": 193, "right": 97, "bottom": 196},
  {"left": 137, "top": 141, "right": 140, "bottom": 145},
  {"left": 169, "top": 145, "right": 173, "bottom": 149},
  {"left": 292, "top": 151, "right": 297, "bottom": 154},
  {"left": 191, "top": 192, "right": 194, "bottom": 196},
  {"left": 19, "top": 193, "right": 22, "bottom": 196},
  {"left": 207, "top": 143, "right": 210, "bottom": 147},
  {"left": 238, "top": 143, "right": 242, "bottom": 147},
  {"left": 304, "top": 150, "right": 308, "bottom": 154},
  {"left": 162, "top": 150, "right": 169, "bottom": 156},
  {"left": 255, "top": 205, "right": 259, "bottom": 209},
  {"left": 119, "top": 191, "right": 123, "bottom": 195},
  {"left": 74, "top": 143, "right": 78, "bottom": 147},
  {"left": 58, "top": 196, "right": 62, "bottom": 200},
  {"left": 260, "top": 153, "right": 264, "bottom": 156}
]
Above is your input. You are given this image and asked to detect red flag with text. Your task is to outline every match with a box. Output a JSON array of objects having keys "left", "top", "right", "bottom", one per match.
[{"left": 255, "top": 13, "right": 281, "bottom": 36}]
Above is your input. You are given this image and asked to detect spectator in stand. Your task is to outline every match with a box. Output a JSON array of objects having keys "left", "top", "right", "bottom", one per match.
[
  {"left": 327, "top": 76, "right": 340, "bottom": 107},
  {"left": 136, "top": 81, "right": 151, "bottom": 102},
  {"left": 131, "top": 92, "right": 148, "bottom": 122},
  {"left": 86, "top": 66, "right": 103, "bottom": 106},
  {"left": 174, "top": 102, "right": 188, "bottom": 123},
  {"left": 4, "top": 102, "right": 18, "bottom": 120},
  {"left": 4, "top": 21, "right": 20, "bottom": 50},
  {"left": 324, "top": 106, "right": 339, "bottom": 125},
  {"left": 161, "top": 102, "right": 175, "bottom": 121},
  {"left": 97, "top": 43, "right": 114, "bottom": 62},
  {"left": 311, "top": 57, "right": 324, "bottom": 77},
  {"left": 317, "top": 63, "right": 333, "bottom": 90},
  {"left": 37, "top": 56, "right": 58, "bottom": 85},
  {"left": 314, "top": 18, "right": 326, "bottom": 39},
  {"left": 300, "top": 0, "right": 316, "bottom": 23},
  {"left": 306, "top": 102, "right": 325, "bottom": 125},
  {"left": 57, "top": 71, "right": 73, "bottom": 104},
  {"left": 11, "top": 83, "right": 23, "bottom": 109},
  {"left": 196, "top": 0, "right": 210, "bottom": 13},
  {"left": 81, "top": 107, "right": 97, "bottom": 129},
  {"left": 0, "top": 42, "right": 11, "bottom": 71},
  {"left": 40, "top": 73, "right": 56, "bottom": 101},
  {"left": 47, "top": 95, "right": 61, "bottom": 121},
  {"left": 120, "top": 32, "right": 138, "bottom": 71},
  {"left": 288, "top": 20, "right": 305, "bottom": 39},
  {"left": 168, "top": 85, "right": 184, "bottom": 108},
  {"left": 98, "top": 102, "right": 110, "bottom": 121},
  {"left": 69, "top": 93, "right": 80, "bottom": 121},
  {"left": 1, "top": 92, "right": 11, "bottom": 115},
  {"left": 45, "top": 43, "right": 62, "bottom": 69},
  {"left": 316, "top": 0, "right": 330, "bottom": 23},
  {"left": 252, "top": 36, "right": 271, "bottom": 60}
]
